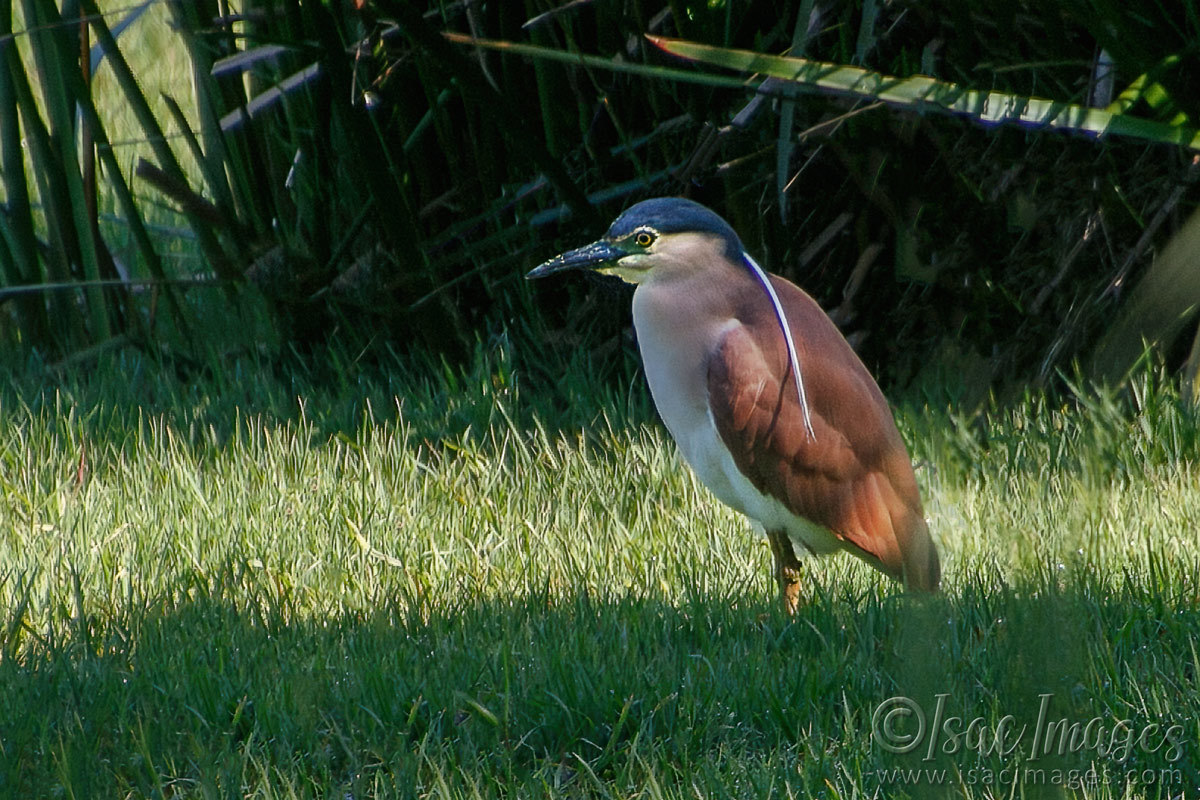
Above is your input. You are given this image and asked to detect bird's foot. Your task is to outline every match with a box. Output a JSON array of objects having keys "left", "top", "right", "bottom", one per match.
[
  {"left": 780, "top": 573, "right": 803, "bottom": 615},
  {"left": 768, "top": 529, "right": 806, "bottom": 615}
]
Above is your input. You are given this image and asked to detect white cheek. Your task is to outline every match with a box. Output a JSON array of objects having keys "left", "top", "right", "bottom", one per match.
[{"left": 596, "top": 255, "right": 649, "bottom": 284}]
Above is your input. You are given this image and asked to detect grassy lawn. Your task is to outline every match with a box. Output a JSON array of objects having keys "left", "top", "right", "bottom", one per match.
[
  {"left": 2, "top": 3, "right": 1196, "bottom": 797},
  {"left": 1, "top": 348, "right": 1198, "bottom": 798}
]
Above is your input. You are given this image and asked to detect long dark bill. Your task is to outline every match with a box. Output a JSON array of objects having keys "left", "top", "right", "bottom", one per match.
[{"left": 526, "top": 240, "right": 624, "bottom": 279}]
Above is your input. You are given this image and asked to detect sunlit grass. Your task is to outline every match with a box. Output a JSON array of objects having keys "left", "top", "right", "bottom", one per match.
[{"left": 1, "top": 348, "right": 1198, "bottom": 798}]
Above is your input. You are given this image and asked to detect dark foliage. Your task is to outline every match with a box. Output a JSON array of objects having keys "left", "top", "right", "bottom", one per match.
[{"left": 3, "top": 1, "right": 1199, "bottom": 397}]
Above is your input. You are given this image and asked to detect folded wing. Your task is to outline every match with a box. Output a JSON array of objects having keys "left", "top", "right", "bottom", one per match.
[{"left": 706, "top": 278, "right": 940, "bottom": 590}]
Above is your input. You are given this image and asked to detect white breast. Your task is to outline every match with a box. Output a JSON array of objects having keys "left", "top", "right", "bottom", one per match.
[{"left": 631, "top": 287, "right": 840, "bottom": 557}]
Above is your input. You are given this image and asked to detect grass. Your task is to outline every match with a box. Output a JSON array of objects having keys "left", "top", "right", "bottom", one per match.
[
  {"left": 89, "top": 0, "right": 197, "bottom": 168},
  {"left": 0, "top": 344, "right": 1198, "bottom": 798},
  {"left": 10, "top": 0, "right": 200, "bottom": 198},
  {"left": 87, "top": 0, "right": 208, "bottom": 270}
]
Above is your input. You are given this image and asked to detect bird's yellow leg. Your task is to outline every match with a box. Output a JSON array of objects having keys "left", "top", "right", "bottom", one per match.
[{"left": 767, "top": 530, "right": 804, "bottom": 614}]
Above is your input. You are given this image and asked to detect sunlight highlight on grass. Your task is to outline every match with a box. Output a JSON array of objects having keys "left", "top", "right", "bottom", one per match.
[{"left": 1, "top": 350, "right": 1197, "bottom": 797}]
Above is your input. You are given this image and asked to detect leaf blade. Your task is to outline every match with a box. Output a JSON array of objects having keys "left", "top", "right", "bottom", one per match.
[{"left": 647, "top": 35, "right": 1200, "bottom": 151}]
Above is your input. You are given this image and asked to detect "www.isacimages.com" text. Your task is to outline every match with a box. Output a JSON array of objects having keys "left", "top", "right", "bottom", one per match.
[{"left": 871, "top": 764, "right": 1185, "bottom": 790}]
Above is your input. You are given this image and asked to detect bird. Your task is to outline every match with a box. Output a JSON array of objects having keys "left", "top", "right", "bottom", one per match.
[{"left": 527, "top": 197, "right": 939, "bottom": 611}]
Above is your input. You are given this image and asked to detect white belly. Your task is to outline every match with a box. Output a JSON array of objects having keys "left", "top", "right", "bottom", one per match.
[{"left": 632, "top": 298, "right": 841, "bottom": 557}]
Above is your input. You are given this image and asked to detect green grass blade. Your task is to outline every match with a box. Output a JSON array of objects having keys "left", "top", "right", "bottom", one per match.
[
  {"left": 380, "top": 2, "right": 596, "bottom": 224},
  {"left": 18, "top": 1, "right": 195, "bottom": 342},
  {"left": 0, "top": 5, "right": 37, "bottom": 283},
  {"left": 0, "top": 0, "right": 49, "bottom": 341},
  {"left": 216, "top": 62, "right": 323, "bottom": 133},
  {"left": 85, "top": 0, "right": 152, "bottom": 74},
  {"left": 164, "top": 0, "right": 268, "bottom": 240},
  {"left": 24, "top": 0, "right": 111, "bottom": 341},
  {"left": 776, "top": 2, "right": 814, "bottom": 220},
  {"left": 647, "top": 35, "right": 1200, "bottom": 151},
  {"left": 442, "top": 32, "right": 753, "bottom": 91},
  {"left": 77, "top": 0, "right": 235, "bottom": 281},
  {"left": 160, "top": 92, "right": 240, "bottom": 251},
  {"left": 1, "top": 347, "right": 1197, "bottom": 796},
  {"left": 3, "top": 1, "right": 86, "bottom": 344}
]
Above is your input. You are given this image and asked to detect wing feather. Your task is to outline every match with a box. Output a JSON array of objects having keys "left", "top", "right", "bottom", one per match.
[{"left": 706, "top": 278, "right": 939, "bottom": 590}]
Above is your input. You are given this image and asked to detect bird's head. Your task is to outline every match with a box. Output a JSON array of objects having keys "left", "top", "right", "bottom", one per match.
[{"left": 527, "top": 197, "right": 745, "bottom": 285}]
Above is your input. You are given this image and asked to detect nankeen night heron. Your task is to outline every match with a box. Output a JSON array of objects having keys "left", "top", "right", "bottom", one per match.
[{"left": 528, "top": 198, "right": 940, "bottom": 611}]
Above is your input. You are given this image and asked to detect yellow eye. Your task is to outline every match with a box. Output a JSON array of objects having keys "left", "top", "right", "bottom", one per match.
[{"left": 635, "top": 231, "right": 655, "bottom": 247}]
